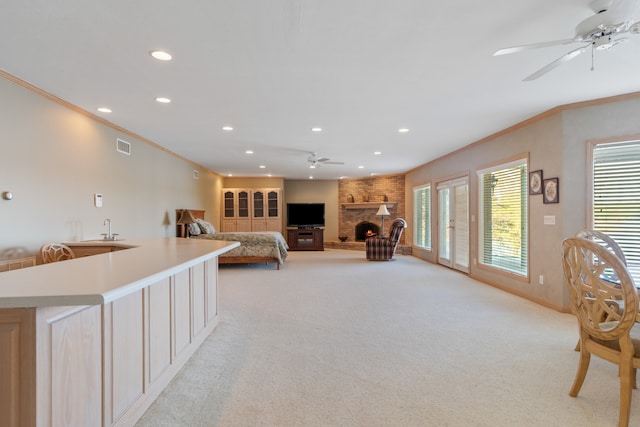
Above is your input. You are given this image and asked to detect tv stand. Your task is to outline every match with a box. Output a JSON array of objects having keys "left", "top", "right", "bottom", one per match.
[{"left": 288, "top": 228, "right": 324, "bottom": 251}]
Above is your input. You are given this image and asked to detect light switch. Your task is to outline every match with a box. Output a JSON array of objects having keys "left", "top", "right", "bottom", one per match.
[
  {"left": 543, "top": 215, "right": 555, "bottom": 225},
  {"left": 94, "top": 193, "right": 103, "bottom": 208}
]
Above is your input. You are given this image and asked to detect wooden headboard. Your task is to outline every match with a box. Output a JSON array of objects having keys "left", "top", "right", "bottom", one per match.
[{"left": 176, "top": 209, "right": 205, "bottom": 237}]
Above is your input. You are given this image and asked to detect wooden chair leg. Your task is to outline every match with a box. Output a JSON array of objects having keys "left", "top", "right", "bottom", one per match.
[
  {"left": 569, "top": 350, "right": 591, "bottom": 397},
  {"left": 619, "top": 364, "right": 633, "bottom": 427}
]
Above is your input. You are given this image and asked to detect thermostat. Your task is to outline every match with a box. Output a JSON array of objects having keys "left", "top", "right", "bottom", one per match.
[{"left": 94, "top": 193, "right": 103, "bottom": 207}]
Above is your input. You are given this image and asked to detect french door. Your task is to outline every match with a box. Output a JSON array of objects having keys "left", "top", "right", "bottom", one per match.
[{"left": 437, "top": 177, "right": 469, "bottom": 272}]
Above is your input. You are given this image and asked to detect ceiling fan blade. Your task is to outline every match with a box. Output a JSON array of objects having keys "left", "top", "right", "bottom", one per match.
[
  {"left": 494, "top": 38, "right": 577, "bottom": 56},
  {"left": 315, "top": 157, "right": 330, "bottom": 163},
  {"left": 523, "top": 45, "right": 588, "bottom": 81},
  {"left": 322, "top": 161, "right": 345, "bottom": 165}
]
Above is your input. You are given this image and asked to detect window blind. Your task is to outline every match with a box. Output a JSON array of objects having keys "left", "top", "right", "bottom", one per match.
[
  {"left": 478, "top": 160, "right": 528, "bottom": 276},
  {"left": 593, "top": 141, "right": 640, "bottom": 281},
  {"left": 413, "top": 185, "right": 431, "bottom": 249}
]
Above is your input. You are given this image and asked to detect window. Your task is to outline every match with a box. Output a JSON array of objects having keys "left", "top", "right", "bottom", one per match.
[
  {"left": 477, "top": 158, "right": 528, "bottom": 277},
  {"left": 413, "top": 184, "right": 431, "bottom": 249},
  {"left": 591, "top": 140, "right": 640, "bottom": 281}
]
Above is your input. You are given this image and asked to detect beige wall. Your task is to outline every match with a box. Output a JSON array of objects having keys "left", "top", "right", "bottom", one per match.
[
  {"left": 223, "top": 177, "right": 285, "bottom": 189},
  {"left": 0, "top": 76, "right": 222, "bottom": 259},
  {"left": 405, "top": 93, "right": 640, "bottom": 311},
  {"left": 283, "top": 180, "right": 339, "bottom": 241}
]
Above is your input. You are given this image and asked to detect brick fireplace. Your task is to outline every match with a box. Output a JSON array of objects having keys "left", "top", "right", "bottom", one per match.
[{"left": 328, "top": 174, "right": 407, "bottom": 250}]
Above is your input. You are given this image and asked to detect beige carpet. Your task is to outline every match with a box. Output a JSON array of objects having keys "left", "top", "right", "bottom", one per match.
[{"left": 136, "top": 249, "right": 640, "bottom": 427}]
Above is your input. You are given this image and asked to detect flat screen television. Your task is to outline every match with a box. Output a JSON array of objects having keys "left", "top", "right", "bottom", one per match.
[{"left": 286, "top": 203, "right": 325, "bottom": 228}]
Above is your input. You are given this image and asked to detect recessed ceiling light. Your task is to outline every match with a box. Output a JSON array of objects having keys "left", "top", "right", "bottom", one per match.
[
  {"left": 97, "top": 107, "right": 112, "bottom": 113},
  {"left": 150, "top": 50, "right": 172, "bottom": 61},
  {"left": 398, "top": 128, "right": 410, "bottom": 133},
  {"left": 259, "top": 165, "right": 266, "bottom": 169},
  {"left": 358, "top": 165, "right": 364, "bottom": 169},
  {"left": 155, "top": 97, "right": 171, "bottom": 103},
  {"left": 339, "top": 176, "right": 347, "bottom": 179},
  {"left": 311, "top": 127, "right": 322, "bottom": 132},
  {"left": 309, "top": 176, "right": 314, "bottom": 180},
  {"left": 245, "top": 150, "right": 254, "bottom": 154},
  {"left": 222, "top": 126, "right": 233, "bottom": 131},
  {"left": 309, "top": 164, "right": 316, "bottom": 169},
  {"left": 373, "top": 151, "right": 382, "bottom": 155},
  {"left": 370, "top": 173, "right": 378, "bottom": 176},
  {"left": 227, "top": 173, "right": 233, "bottom": 177},
  {"left": 266, "top": 173, "right": 272, "bottom": 177}
]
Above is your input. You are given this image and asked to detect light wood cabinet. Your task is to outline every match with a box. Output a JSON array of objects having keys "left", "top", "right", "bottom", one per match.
[
  {"left": 0, "top": 258, "right": 220, "bottom": 427},
  {"left": 222, "top": 188, "right": 282, "bottom": 232}
]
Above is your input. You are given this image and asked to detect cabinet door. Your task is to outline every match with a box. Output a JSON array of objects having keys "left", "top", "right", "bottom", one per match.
[
  {"left": 222, "top": 219, "right": 237, "bottom": 232},
  {"left": 267, "top": 190, "right": 280, "bottom": 218},
  {"left": 237, "top": 191, "right": 250, "bottom": 220},
  {"left": 252, "top": 221, "right": 268, "bottom": 232},
  {"left": 147, "top": 278, "right": 171, "bottom": 384},
  {"left": 253, "top": 191, "right": 265, "bottom": 219},
  {"left": 191, "top": 263, "right": 206, "bottom": 339},
  {"left": 206, "top": 259, "right": 217, "bottom": 322},
  {"left": 266, "top": 190, "right": 281, "bottom": 232},
  {"left": 173, "top": 269, "right": 191, "bottom": 357},
  {"left": 223, "top": 191, "right": 236, "bottom": 219},
  {"left": 237, "top": 220, "right": 252, "bottom": 232}
]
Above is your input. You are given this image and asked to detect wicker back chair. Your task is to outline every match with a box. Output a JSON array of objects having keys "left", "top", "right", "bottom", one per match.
[
  {"left": 41, "top": 243, "right": 76, "bottom": 263},
  {"left": 562, "top": 236, "right": 640, "bottom": 427}
]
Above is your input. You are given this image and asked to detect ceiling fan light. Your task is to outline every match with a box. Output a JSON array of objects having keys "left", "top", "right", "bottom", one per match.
[{"left": 630, "top": 22, "right": 640, "bottom": 34}]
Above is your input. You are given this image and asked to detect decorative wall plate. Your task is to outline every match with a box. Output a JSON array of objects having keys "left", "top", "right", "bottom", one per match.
[
  {"left": 543, "top": 177, "right": 559, "bottom": 204},
  {"left": 529, "top": 170, "right": 543, "bottom": 195}
]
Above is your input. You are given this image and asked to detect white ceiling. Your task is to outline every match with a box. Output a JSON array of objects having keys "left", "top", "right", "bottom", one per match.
[{"left": 2, "top": 0, "right": 640, "bottom": 180}]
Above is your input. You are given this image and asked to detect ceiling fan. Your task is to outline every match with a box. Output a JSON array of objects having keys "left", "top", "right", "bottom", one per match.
[
  {"left": 494, "top": 0, "right": 640, "bottom": 81},
  {"left": 307, "top": 152, "right": 344, "bottom": 169}
]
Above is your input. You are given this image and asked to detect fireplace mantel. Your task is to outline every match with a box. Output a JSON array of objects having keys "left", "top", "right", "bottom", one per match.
[{"left": 342, "top": 202, "right": 397, "bottom": 209}]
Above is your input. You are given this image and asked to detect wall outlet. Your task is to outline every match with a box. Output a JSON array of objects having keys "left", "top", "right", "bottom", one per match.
[{"left": 538, "top": 275, "right": 544, "bottom": 285}]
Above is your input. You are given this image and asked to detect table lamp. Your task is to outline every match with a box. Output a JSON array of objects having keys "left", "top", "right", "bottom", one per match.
[
  {"left": 376, "top": 204, "right": 390, "bottom": 237},
  {"left": 177, "top": 209, "right": 197, "bottom": 238}
]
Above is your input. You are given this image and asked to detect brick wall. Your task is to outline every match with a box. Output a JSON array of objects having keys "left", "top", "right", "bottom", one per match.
[{"left": 337, "top": 175, "right": 406, "bottom": 244}]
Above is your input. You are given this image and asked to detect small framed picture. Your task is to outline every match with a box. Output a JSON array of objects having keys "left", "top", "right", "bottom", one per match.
[
  {"left": 543, "top": 178, "right": 559, "bottom": 204},
  {"left": 529, "top": 170, "right": 543, "bottom": 195}
]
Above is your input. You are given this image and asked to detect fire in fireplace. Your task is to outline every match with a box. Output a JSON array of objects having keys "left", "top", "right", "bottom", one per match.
[{"left": 355, "top": 221, "right": 380, "bottom": 241}]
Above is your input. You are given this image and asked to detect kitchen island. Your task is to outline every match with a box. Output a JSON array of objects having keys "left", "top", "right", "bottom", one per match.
[{"left": 0, "top": 237, "right": 239, "bottom": 427}]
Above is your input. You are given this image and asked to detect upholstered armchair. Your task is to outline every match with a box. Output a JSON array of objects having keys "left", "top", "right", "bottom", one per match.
[{"left": 366, "top": 218, "right": 407, "bottom": 261}]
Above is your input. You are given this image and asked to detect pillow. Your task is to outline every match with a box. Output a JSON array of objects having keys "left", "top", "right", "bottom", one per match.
[
  {"left": 196, "top": 218, "right": 216, "bottom": 234},
  {"left": 188, "top": 223, "right": 201, "bottom": 236}
]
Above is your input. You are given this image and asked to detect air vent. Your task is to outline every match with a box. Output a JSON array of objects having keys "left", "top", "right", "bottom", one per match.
[
  {"left": 193, "top": 170, "right": 200, "bottom": 179},
  {"left": 116, "top": 138, "right": 131, "bottom": 155}
]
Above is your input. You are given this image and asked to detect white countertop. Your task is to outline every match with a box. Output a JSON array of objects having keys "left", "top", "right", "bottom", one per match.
[{"left": 0, "top": 237, "right": 239, "bottom": 308}]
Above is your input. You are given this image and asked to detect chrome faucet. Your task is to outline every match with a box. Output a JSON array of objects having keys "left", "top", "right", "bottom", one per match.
[{"left": 102, "top": 218, "right": 118, "bottom": 240}]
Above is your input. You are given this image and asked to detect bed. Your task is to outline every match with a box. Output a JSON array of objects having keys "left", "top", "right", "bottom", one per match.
[{"left": 176, "top": 209, "right": 288, "bottom": 269}]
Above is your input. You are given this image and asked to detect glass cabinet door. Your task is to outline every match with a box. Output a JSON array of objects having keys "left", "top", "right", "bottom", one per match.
[
  {"left": 224, "top": 191, "right": 235, "bottom": 218},
  {"left": 253, "top": 191, "right": 265, "bottom": 218},
  {"left": 238, "top": 191, "right": 249, "bottom": 218},
  {"left": 268, "top": 191, "right": 279, "bottom": 217}
]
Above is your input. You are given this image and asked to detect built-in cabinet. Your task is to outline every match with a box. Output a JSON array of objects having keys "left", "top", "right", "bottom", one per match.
[
  {"left": 222, "top": 188, "right": 282, "bottom": 232},
  {"left": 0, "top": 258, "right": 219, "bottom": 427}
]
